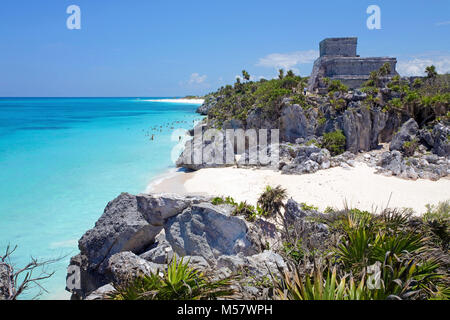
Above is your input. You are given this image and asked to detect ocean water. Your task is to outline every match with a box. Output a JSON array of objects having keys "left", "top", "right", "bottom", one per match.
[{"left": 0, "top": 98, "right": 202, "bottom": 299}]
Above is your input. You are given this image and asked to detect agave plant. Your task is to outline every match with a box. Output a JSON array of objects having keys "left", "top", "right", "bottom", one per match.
[
  {"left": 110, "top": 255, "right": 235, "bottom": 300},
  {"left": 275, "top": 266, "right": 368, "bottom": 300},
  {"left": 378, "top": 208, "right": 412, "bottom": 234},
  {"left": 371, "top": 232, "right": 425, "bottom": 263},
  {"left": 334, "top": 209, "right": 377, "bottom": 270},
  {"left": 367, "top": 251, "right": 445, "bottom": 300},
  {"left": 422, "top": 200, "right": 449, "bottom": 250}
]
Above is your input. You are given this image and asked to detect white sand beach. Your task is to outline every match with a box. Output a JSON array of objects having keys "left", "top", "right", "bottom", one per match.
[
  {"left": 148, "top": 163, "right": 450, "bottom": 215},
  {"left": 146, "top": 98, "right": 205, "bottom": 104}
]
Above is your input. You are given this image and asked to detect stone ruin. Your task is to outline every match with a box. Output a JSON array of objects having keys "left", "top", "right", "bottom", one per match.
[{"left": 308, "top": 37, "right": 397, "bottom": 92}]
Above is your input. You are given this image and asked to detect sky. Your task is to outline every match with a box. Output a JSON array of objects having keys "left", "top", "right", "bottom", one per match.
[{"left": 0, "top": 0, "right": 449, "bottom": 97}]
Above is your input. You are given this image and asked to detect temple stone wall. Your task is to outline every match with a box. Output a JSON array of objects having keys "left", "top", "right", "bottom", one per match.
[
  {"left": 308, "top": 37, "right": 398, "bottom": 91},
  {"left": 324, "top": 57, "right": 397, "bottom": 77},
  {"left": 320, "top": 38, "right": 357, "bottom": 57}
]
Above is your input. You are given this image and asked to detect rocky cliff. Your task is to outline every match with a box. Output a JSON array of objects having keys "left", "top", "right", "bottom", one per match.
[{"left": 66, "top": 192, "right": 311, "bottom": 300}]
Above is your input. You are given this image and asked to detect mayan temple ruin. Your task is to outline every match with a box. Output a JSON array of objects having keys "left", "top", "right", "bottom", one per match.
[{"left": 308, "top": 37, "right": 398, "bottom": 92}]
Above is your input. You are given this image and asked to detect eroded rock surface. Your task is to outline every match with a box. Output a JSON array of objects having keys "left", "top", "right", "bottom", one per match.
[{"left": 66, "top": 193, "right": 278, "bottom": 300}]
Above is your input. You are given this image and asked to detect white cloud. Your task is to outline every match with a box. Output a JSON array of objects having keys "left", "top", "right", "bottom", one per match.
[
  {"left": 435, "top": 21, "right": 450, "bottom": 26},
  {"left": 397, "top": 53, "right": 450, "bottom": 76},
  {"left": 187, "top": 73, "right": 207, "bottom": 85},
  {"left": 257, "top": 50, "right": 318, "bottom": 70}
]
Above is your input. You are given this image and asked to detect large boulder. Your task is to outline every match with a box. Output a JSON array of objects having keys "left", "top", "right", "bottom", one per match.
[
  {"left": 164, "top": 203, "right": 262, "bottom": 264},
  {"left": 67, "top": 193, "right": 208, "bottom": 298},
  {"left": 217, "top": 251, "right": 287, "bottom": 280},
  {"left": 279, "top": 104, "right": 316, "bottom": 142},
  {"left": 78, "top": 193, "right": 162, "bottom": 271},
  {"left": 176, "top": 131, "right": 235, "bottom": 171},
  {"left": 244, "top": 251, "right": 288, "bottom": 280},
  {"left": 139, "top": 231, "right": 173, "bottom": 264},
  {"left": 66, "top": 192, "right": 289, "bottom": 300},
  {"left": 284, "top": 198, "right": 308, "bottom": 222},
  {"left": 85, "top": 284, "right": 116, "bottom": 300},
  {"left": 136, "top": 193, "right": 207, "bottom": 226},
  {"left": 342, "top": 106, "right": 388, "bottom": 153},
  {"left": 431, "top": 123, "right": 450, "bottom": 157},
  {"left": 377, "top": 150, "right": 405, "bottom": 176},
  {"left": 294, "top": 145, "right": 322, "bottom": 163},
  {"left": 283, "top": 199, "right": 329, "bottom": 249},
  {"left": 196, "top": 95, "right": 219, "bottom": 115},
  {"left": 389, "top": 118, "right": 419, "bottom": 153},
  {"left": 78, "top": 193, "right": 209, "bottom": 270},
  {"left": 107, "top": 251, "right": 163, "bottom": 286}
]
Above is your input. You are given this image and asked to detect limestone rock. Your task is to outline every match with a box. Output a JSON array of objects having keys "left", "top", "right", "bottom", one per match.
[
  {"left": 342, "top": 107, "right": 388, "bottom": 153},
  {"left": 175, "top": 131, "right": 235, "bottom": 171},
  {"left": 284, "top": 198, "right": 308, "bottom": 222},
  {"left": 279, "top": 104, "right": 315, "bottom": 142},
  {"left": 196, "top": 95, "right": 219, "bottom": 115},
  {"left": 164, "top": 203, "right": 262, "bottom": 264},
  {"left": 107, "top": 251, "right": 163, "bottom": 286},
  {"left": 78, "top": 193, "right": 162, "bottom": 270},
  {"left": 431, "top": 123, "right": 450, "bottom": 157},
  {"left": 180, "top": 256, "right": 211, "bottom": 271},
  {"left": 85, "top": 284, "right": 115, "bottom": 300},
  {"left": 136, "top": 193, "right": 207, "bottom": 226},
  {"left": 389, "top": 119, "right": 419, "bottom": 153},
  {"left": 139, "top": 231, "right": 173, "bottom": 264},
  {"left": 244, "top": 251, "right": 288, "bottom": 280}
]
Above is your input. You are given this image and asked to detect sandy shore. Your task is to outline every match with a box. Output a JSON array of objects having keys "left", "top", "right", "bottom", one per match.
[
  {"left": 147, "top": 163, "right": 450, "bottom": 215},
  {"left": 145, "top": 98, "right": 204, "bottom": 104}
]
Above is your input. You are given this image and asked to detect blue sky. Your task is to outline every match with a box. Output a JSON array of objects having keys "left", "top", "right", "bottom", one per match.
[{"left": 0, "top": 0, "right": 449, "bottom": 97}]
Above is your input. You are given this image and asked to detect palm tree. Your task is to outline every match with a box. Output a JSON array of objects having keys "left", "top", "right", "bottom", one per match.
[
  {"left": 278, "top": 69, "right": 285, "bottom": 80},
  {"left": 425, "top": 65, "right": 438, "bottom": 79},
  {"left": 257, "top": 185, "right": 288, "bottom": 217},
  {"left": 242, "top": 70, "right": 250, "bottom": 81}
]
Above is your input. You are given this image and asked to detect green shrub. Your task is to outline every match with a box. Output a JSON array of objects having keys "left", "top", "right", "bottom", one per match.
[
  {"left": 321, "top": 130, "right": 346, "bottom": 156},
  {"left": 276, "top": 205, "right": 449, "bottom": 300},
  {"left": 300, "top": 202, "right": 318, "bottom": 211},
  {"left": 305, "top": 139, "right": 318, "bottom": 146},
  {"left": 402, "top": 139, "right": 418, "bottom": 156},
  {"left": 324, "top": 79, "right": 348, "bottom": 94},
  {"left": 275, "top": 266, "right": 368, "bottom": 300},
  {"left": 110, "top": 256, "right": 234, "bottom": 300},
  {"left": 211, "top": 197, "right": 225, "bottom": 205},
  {"left": 282, "top": 239, "right": 305, "bottom": 263},
  {"left": 423, "top": 200, "right": 450, "bottom": 250},
  {"left": 233, "top": 201, "right": 257, "bottom": 222},
  {"left": 211, "top": 196, "right": 237, "bottom": 206}
]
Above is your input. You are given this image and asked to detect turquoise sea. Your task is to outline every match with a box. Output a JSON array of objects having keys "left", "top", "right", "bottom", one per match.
[{"left": 0, "top": 98, "right": 202, "bottom": 299}]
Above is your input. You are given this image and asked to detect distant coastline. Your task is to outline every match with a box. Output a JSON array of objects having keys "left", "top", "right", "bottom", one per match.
[{"left": 145, "top": 98, "right": 205, "bottom": 104}]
